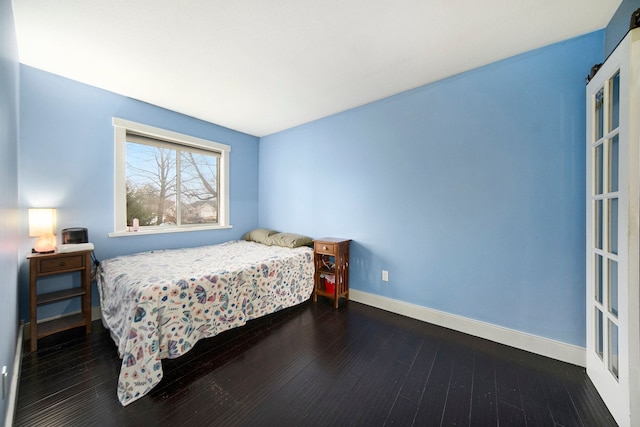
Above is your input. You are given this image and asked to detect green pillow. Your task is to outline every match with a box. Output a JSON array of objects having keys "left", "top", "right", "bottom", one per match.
[
  {"left": 242, "top": 228, "right": 278, "bottom": 244},
  {"left": 263, "top": 232, "right": 313, "bottom": 248}
]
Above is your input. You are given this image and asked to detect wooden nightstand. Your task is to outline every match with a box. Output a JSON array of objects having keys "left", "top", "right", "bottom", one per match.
[
  {"left": 313, "top": 238, "right": 351, "bottom": 309},
  {"left": 28, "top": 250, "right": 93, "bottom": 352}
]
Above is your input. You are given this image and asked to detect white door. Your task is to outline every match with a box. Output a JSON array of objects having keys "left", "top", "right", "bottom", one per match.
[{"left": 586, "top": 28, "right": 640, "bottom": 427}]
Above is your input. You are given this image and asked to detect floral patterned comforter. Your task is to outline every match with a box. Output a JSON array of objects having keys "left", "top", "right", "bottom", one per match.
[{"left": 97, "top": 240, "right": 314, "bottom": 406}]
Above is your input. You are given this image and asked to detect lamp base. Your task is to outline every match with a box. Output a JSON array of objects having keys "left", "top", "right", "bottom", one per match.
[{"left": 33, "top": 234, "right": 57, "bottom": 253}]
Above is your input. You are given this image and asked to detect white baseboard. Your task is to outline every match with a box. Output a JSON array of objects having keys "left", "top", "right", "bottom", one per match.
[
  {"left": 5, "top": 323, "right": 23, "bottom": 427},
  {"left": 349, "top": 289, "right": 586, "bottom": 367}
]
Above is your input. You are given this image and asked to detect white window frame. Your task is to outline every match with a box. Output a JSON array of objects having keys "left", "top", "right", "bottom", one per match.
[{"left": 110, "top": 118, "right": 231, "bottom": 237}]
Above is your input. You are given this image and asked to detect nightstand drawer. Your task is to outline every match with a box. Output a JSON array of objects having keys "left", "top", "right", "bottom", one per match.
[
  {"left": 315, "top": 242, "right": 335, "bottom": 255},
  {"left": 38, "top": 254, "right": 85, "bottom": 273}
]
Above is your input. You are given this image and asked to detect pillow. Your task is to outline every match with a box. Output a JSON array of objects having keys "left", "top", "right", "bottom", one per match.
[
  {"left": 242, "top": 228, "right": 278, "bottom": 244},
  {"left": 263, "top": 232, "right": 313, "bottom": 248}
]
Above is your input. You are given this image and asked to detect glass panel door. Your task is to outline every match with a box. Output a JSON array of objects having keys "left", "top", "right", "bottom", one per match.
[
  {"left": 589, "top": 70, "right": 620, "bottom": 381},
  {"left": 587, "top": 65, "right": 624, "bottom": 417},
  {"left": 586, "top": 29, "right": 640, "bottom": 427}
]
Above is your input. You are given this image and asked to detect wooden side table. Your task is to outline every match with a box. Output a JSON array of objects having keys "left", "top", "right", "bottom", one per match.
[
  {"left": 313, "top": 238, "right": 351, "bottom": 309},
  {"left": 28, "top": 250, "right": 93, "bottom": 352}
]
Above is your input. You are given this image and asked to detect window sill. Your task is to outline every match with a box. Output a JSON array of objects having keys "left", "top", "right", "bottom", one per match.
[{"left": 109, "top": 224, "right": 232, "bottom": 237}]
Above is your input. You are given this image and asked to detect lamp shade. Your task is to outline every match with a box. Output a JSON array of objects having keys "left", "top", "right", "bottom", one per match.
[{"left": 28, "top": 208, "right": 57, "bottom": 237}]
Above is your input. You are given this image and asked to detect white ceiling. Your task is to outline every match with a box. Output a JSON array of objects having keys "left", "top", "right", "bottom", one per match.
[{"left": 13, "top": 0, "right": 621, "bottom": 137}]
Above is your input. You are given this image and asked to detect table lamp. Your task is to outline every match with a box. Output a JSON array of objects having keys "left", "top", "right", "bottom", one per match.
[{"left": 28, "top": 208, "right": 57, "bottom": 253}]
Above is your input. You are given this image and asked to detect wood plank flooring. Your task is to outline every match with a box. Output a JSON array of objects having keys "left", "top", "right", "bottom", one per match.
[{"left": 14, "top": 300, "right": 616, "bottom": 426}]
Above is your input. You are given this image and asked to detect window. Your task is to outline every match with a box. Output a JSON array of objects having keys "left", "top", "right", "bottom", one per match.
[{"left": 111, "top": 118, "right": 231, "bottom": 236}]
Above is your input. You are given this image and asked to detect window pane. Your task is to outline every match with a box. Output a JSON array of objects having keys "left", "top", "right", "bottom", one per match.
[
  {"left": 595, "top": 254, "right": 603, "bottom": 304},
  {"left": 595, "top": 144, "right": 604, "bottom": 195},
  {"left": 596, "top": 88, "right": 604, "bottom": 140},
  {"left": 596, "top": 308, "right": 603, "bottom": 360},
  {"left": 180, "top": 151, "right": 219, "bottom": 225},
  {"left": 126, "top": 142, "right": 177, "bottom": 226},
  {"left": 609, "top": 135, "right": 619, "bottom": 193},
  {"left": 595, "top": 199, "right": 603, "bottom": 250},
  {"left": 608, "top": 258, "right": 618, "bottom": 318},
  {"left": 610, "top": 72, "right": 620, "bottom": 131},
  {"left": 608, "top": 320, "right": 619, "bottom": 380},
  {"left": 609, "top": 198, "right": 618, "bottom": 255}
]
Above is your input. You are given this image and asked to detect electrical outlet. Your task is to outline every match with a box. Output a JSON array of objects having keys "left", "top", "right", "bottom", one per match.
[{"left": 382, "top": 270, "right": 389, "bottom": 282}]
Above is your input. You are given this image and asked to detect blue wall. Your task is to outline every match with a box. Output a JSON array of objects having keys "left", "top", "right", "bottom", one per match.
[
  {"left": 259, "top": 32, "right": 604, "bottom": 346},
  {"left": 18, "top": 66, "right": 260, "bottom": 320},
  {"left": 0, "top": 0, "right": 20, "bottom": 422}
]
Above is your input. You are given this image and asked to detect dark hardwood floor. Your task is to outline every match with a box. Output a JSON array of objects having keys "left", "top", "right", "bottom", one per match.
[{"left": 14, "top": 299, "right": 616, "bottom": 426}]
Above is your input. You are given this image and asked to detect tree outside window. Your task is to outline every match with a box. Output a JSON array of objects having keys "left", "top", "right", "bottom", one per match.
[{"left": 125, "top": 139, "right": 219, "bottom": 228}]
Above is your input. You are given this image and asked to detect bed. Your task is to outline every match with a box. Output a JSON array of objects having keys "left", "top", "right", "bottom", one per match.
[{"left": 97, "top": 232, "right": 314, "bottom": 406}]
